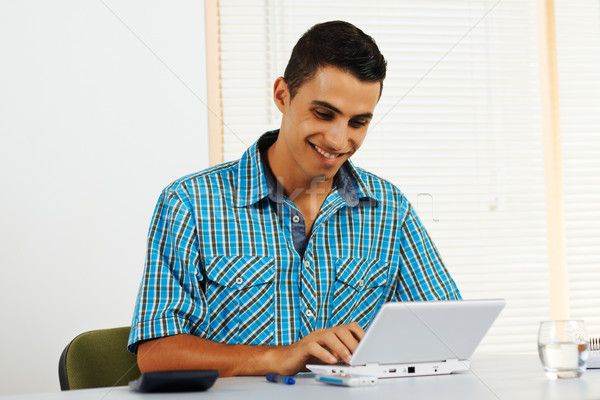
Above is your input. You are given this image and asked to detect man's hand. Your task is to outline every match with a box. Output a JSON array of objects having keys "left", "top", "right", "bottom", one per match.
[{"left": 269, "top": 322, "right": 365, "bottom": 376}]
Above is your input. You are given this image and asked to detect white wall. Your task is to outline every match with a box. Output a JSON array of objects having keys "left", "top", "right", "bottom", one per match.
[{"left": 0, "top": 1, "right": 209, "bottom": 394}]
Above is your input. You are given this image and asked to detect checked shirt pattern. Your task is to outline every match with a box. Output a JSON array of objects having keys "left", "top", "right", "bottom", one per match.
[{"left": 128, "top": 131, "right": 461, "bottom": 353}]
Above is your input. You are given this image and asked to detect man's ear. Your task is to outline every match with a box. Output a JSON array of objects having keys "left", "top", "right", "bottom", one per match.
[{"left": 273, "top": 77, "right": 289, "bottom": 113}]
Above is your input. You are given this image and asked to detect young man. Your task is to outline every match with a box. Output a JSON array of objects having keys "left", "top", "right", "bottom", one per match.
[{"left": 128, "top": 21, "right": 460, "bottom": 377}]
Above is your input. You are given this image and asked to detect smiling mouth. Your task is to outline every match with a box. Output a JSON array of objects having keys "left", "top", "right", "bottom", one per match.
[{"left": 311, "top": 143, "right": 346, "bottom": 160}]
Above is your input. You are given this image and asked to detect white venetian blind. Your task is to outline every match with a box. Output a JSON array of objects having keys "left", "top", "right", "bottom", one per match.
[
  {"left": 555, "top": 1, "right": 600, "bottom": 337},
  {"left": 218, "top": 0, "right": 550, "bottom": 353}
]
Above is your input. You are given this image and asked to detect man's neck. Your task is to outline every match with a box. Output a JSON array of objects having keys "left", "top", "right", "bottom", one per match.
[
  {"left": 264, "top": 138, "right": 335, "bottom": 235},
  {"left": 265, "top": 138, "right": 334, "bottom": 201}
]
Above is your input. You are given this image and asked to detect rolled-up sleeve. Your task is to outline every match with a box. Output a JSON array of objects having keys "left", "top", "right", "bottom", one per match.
[{"left": 128, "top": 187, "right": 208, "bottom": 353}]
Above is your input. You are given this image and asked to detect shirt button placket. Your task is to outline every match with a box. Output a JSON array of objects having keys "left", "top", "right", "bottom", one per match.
[{"left": 301, "top": 258, "right": 314, "bottom": 329}]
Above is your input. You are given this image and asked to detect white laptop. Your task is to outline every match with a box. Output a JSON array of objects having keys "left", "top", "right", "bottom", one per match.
[{"left": 307, "top": 299, "right": 505, "bottom": 378}]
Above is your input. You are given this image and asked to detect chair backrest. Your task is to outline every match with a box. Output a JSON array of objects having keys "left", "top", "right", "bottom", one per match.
[{"left": 58, "top": 326, "right": 140, "bottom": 390}]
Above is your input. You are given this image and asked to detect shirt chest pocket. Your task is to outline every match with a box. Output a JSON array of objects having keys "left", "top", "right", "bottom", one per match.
[
  {"left": 328, "top": 258, "right": 390, "bottom": 328},
  {"left": 204, "top": 255, "right": 275, "bottom": 345}
]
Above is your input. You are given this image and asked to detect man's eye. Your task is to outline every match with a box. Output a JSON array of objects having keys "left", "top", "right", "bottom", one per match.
[
  {"left": 314, "top": 110, "right": 333, "bottom": 120},
  {"left": 349, "top": 119, "right": 368, "bottom": 128}
]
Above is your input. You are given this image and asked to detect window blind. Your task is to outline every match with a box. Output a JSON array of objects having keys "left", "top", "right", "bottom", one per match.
[
  {"left": 218, "top": 0, "right": 550, "bottom": 353},
  {"left": 555, "top": 1, "right": 600, "bottom": 337}
]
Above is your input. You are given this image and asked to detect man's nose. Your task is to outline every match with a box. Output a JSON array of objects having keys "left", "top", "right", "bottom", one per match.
[{"left": 323, "top": 120, "right": 349, "bottom": 151}]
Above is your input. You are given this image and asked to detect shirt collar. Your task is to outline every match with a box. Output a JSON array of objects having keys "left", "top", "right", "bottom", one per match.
[
  {"left": 235, "top": 130, "right": 377, "bottom": 207},
  {"left": 234, "top": 131, "right": 275, "bottom": 208}
]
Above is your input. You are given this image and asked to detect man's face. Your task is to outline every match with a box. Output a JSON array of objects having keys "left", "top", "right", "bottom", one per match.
[{"left": 274, "top": 66, "right": 381, "bottom": 184}]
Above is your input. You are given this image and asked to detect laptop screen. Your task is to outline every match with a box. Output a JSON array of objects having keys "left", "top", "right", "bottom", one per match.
[{"left": 351, "top": 299, "right": 506, "bottom": 366}]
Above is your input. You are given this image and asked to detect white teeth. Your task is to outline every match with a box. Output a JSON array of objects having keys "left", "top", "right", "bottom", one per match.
[{"left": 313, "top": 144, "right": 338, "bottom": 159}]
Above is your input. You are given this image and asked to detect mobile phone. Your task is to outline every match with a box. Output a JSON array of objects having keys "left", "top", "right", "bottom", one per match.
[{"left": 316, "top": 374, "right": 378, "bottom": 387}]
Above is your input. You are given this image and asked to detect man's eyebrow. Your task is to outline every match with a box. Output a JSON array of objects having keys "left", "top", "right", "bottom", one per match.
[
  {"left": 312, "top": 100, "right": 342, "bottom": 114},
  {"left": 311, "top": 100, "right": 373, "bottom": 119}
]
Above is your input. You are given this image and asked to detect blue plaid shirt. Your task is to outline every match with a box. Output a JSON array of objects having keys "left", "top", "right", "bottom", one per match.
[{"left": 128, "top": 131, "right": 460, "bottom": 353}]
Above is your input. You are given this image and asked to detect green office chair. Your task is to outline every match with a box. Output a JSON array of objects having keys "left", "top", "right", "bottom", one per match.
[{"left": 58, "top": 326, "right": 141, "bottom": 390}]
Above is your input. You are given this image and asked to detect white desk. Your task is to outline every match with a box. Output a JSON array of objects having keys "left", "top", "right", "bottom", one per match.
[{"left": 2, "top": 354, "right": 599, "bottom": 400}]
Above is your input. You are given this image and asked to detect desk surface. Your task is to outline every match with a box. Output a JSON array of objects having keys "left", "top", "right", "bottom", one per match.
[{"left": 3, "top": 354, "right": 600, "bottom": 400}]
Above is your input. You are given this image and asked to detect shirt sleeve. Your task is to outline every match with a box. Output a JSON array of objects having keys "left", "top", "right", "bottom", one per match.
[
  {"left": 127, "top": 187, "right": 208, "bottom": 353},
  {"left": 395, "top": 204, "right": 461, "bottom": 301}
]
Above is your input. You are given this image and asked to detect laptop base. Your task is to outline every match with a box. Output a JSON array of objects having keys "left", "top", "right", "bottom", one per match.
[{"left": 307, "top": 358, "right": 470, "bottom": 379}]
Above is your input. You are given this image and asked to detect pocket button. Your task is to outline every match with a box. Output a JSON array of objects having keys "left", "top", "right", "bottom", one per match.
[{"left": 235, "top": 277, "right": 244, "bottom": 285}]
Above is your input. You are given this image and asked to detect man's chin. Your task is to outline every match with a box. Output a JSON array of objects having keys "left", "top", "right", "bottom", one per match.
[{"left": 303, "top": 159, "right": 347, "bottom": 185}]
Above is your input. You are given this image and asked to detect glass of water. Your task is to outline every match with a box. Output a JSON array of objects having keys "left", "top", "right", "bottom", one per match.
[{"left": 538, "top": 320, "right": 589, "bottom": 379}]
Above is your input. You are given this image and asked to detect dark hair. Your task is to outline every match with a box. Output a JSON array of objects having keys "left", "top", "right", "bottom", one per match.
[{"left": 283, "top": 21, "right": 387, "bottom": 99}]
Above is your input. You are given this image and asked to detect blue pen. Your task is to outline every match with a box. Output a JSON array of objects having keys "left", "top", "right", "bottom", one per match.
[{"left": 266, "top": 374, "right": 295, "bottom": 385}]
